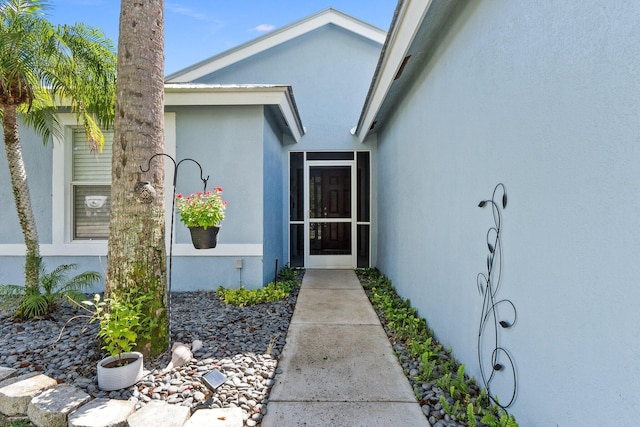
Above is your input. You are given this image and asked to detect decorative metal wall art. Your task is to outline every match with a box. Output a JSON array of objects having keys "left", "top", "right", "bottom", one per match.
[{"left": 476, "top": 183, "right": 517, "bottom": 408}]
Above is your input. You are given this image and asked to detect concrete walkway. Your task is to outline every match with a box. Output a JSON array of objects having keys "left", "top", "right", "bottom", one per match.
[{"left": 262, "top": 269, "right": 428, "bottom": 427}]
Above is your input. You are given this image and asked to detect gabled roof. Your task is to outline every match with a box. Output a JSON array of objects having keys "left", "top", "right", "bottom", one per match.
[
  {"left": 165, "top": 8, "right": 387, "bottom": 83},
  {"left": 164, "top": 83, "right": 305, "bottom": 142},
  {"left": 355, "top": 0, "right": 461, "bottom": 142}
]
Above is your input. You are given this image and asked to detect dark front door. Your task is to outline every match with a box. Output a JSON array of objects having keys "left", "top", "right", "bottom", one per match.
[{"left": 306, "top": 162, "right": 354, "bottom": 268}]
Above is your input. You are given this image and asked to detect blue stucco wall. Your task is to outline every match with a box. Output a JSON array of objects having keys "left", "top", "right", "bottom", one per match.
[
  {"left": 262, "top": 110, "right": 285, "bottom": 283},
  {"left": 170, "top": 105, "right": 263, "bottom": 245},
  {"left": 168, "top": 105, "right": 265, "bottom": 290},
  {"left": 0, "top": 122, "right": 53, "bottom": 245},
  {"left": 196, "top": 25, "right": 382, "bottom": 152},
  {"left": 374, "top": 1, "right": 640, "bottom": 425},
  {"left": 0, "top": 106, "right": 269, "bottom": 291}
]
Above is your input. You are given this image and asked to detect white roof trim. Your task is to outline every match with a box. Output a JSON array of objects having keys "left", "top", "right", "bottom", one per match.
[
  {"left": 355, "top": 0, "right": 434, "bottom": 142},
  {"left": 166, "top": 8, "right": 387, "bottom": 83},
  {"left": 164, "top": 84, "right": 305, "bottom": 142}
]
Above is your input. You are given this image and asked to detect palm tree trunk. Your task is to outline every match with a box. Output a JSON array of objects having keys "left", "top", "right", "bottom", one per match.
[
  {"left": 106, "top": 0, "right": 168, "bottom": 357},
  {"left": 1, "top": 104, "right": 40, "bottom": 290}
]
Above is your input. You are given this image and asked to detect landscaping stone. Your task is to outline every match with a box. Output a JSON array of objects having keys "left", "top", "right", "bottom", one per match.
[
  {"left": 0, "top": 368, "right": 16, "bottom": 383},
  {"left": 126, "top": 400, "right": 190, "bottom": 427},
  {"left": 184, "top": 407, "right": 243, "bottom": 427},
  {"left": 0, "top": 281, "right": 302, "bottom": 426},
  {"left": 0, "top": 372, "right": 57, "bottom": 416},
  {"left": 68, "top": 398, "right": 135, "bottom": 427},
  {"left": 27, "top": 383, "right": 91, "bottom": 427}
]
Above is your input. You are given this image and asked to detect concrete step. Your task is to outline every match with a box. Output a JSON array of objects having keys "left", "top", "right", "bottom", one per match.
[
  {"left": 126, "top": 400, "right": 190, "bottom": 427},
  {"left": 27, "top": 383, "right": 91, "bottom": 427},
  {"left": 0, "top": 372, "right": 58, "bottom": 416},
  {"left": 68, "top": 398, "right": 135, "bottom": 427},
  {"left": 183, "top": 407, "right": 243, "bottom": 427}
]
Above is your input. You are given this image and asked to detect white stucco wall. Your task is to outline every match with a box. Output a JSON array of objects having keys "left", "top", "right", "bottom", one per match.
[{"left": 374, "top": 1, "right": 640, "bottom": 425}]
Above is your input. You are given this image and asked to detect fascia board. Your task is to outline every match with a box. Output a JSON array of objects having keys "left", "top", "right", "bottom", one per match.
[
  {"left": 277, "top": 90, "right": 304, "bottom": 142},
  {"left": 164, "top": 86, "right": 286, "bottom": 106},
  {"left": 356, "top": 0, "right": 434, "bottom": 142},
  {"left": 166, "top": 9, "right": 386, "bottom": 83}
]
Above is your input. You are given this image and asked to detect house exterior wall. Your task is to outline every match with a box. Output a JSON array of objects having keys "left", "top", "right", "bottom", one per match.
[
  {"left": 0, "top": 106, "right": 273, "bottom": 291},
  {"left": 262, "top": 110, "right": 285, "bottom": 283},
  {"left": 0, "top": 123, "right": 53, "bottom": 245},
  {"left": 374, "top": 1, "right": 640, "bottom": 425},
  {"left": 167, "top": 105, "right": 266, "bottom": 290},
  {"left": 0, "top": 123, "right": 55, "bottom": 286},
  {"left": 195, "top": 25, "right": 381, "bottom": 153}
]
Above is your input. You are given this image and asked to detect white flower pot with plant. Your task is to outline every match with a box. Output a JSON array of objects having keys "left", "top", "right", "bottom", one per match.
[
  {"left": 83, "top": 293, "right": 144, "bottom": 390},
  {"left": 175, "top": 187, "right": 227, "bottom": 249}
]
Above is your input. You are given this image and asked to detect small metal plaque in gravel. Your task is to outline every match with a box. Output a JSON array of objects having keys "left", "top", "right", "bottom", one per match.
[{"left": 203, "top": 369, "right": 227, "bottom": 390}]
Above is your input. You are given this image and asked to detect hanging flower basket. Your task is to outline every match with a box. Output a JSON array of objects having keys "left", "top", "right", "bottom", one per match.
[
  {"left": 188, "top": 225, "right": 220, "bottom": 249},
  {"left": 176, "top": 188, "right": 227, "bottom": 249}
]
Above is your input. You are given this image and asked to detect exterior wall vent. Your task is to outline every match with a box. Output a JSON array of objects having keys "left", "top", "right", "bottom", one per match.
[{"left": 394, "top": 55, "right": 411, "bottom": 81}]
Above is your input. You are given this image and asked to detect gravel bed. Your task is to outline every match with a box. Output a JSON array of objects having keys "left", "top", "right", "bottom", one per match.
[{"left": 0, "top": 285, "right": 299, "bottom": 427}]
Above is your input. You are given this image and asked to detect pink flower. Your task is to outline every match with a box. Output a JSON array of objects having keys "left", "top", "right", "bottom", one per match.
[
  {"left": 176, "top": 193, "right": 183, "bottom": 199},
  {"left": 214, "top": 187, "right": 223, "bottom": 192}
]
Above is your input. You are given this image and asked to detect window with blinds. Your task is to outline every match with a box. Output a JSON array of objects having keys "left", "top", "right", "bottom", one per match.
[{"left": 72, "top": 128, "right": 113, "bottom": 240}]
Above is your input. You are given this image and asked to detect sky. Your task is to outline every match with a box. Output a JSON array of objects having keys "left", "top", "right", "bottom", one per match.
[{"left": 46, "top": 0, "right": 398, "bottom": 75}]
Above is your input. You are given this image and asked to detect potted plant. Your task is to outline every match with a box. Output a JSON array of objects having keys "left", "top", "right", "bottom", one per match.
[
  {"left": 82, "top": 292, "right": 145, "bottom": 391},
  {"left": 175, "top": 187, "right": 227, "bottom": 249}
]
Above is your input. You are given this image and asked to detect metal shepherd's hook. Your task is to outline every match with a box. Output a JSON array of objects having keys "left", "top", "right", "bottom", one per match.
[{"left": 139, "top": 153, "right": 210, "bottom": 350}]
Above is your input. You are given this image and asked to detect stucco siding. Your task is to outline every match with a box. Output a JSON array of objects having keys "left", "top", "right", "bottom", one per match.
[
  {"left": 196, "top": 25, "right": 382, "bottom": 152},
  {"left": 167, "top": 105, "right": 265, "bottom": 289},
  {"left": 262, "top": 111, "right": 285, "bottom": 284},
  {"left": 170, "top": 105, "right": 264, "bottom": 245},
  {"left": 0, "top": 122, "right": 53, "bottom": 245},
  {"left": 375, "top": 1, "right": 640, "bottom": 425}
]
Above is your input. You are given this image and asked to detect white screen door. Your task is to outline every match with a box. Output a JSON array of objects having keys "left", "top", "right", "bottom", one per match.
[{"left": 304, "top": 161, "right": 356, "bottom": 268}]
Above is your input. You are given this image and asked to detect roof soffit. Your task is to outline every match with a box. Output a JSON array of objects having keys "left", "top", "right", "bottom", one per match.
[
  {"left": 355, "top": 0, "right": 462, "bottom": 142},
  {"left": 166, "top": 8, "right": 387, "bottom": 83}
]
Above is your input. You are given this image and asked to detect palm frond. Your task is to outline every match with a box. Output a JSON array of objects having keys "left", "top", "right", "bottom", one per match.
[
  {"left": 0, "top": 283, "right": 26, "bottom": 297},
  {"left": 58, "top": 269, "right": 101, "bottom": 294},
  {"left": 17, "top": 291, "right": 49, "bottom": 317},
  {"left": 1, "top": 0, "right": 115, "bottom": 142}
]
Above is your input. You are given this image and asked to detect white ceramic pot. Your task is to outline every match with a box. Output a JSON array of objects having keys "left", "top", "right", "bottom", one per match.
[{"left": 97, "top": 351, "right": 143, "bottom": 391}]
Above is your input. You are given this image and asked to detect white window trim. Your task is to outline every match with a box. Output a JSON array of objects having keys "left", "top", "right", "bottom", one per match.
[{"left": 49, "top": 113, "right": 178, "bottom": 255}]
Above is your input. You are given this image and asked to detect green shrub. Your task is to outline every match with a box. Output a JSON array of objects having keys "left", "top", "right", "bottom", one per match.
[
  {"left": 217, "top": 268, "right": 302, "bottom": 306},
  {"left": 0, "top": 260, "right": 100, "bottom": 319}
]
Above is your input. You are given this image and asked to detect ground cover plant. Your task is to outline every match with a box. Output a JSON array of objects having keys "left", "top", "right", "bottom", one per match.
[
  {"left": 356, "top": 268, "right": 518, "bottom": 427},
  {"left": 217, "top": 266, "right": 303, "bottom": 306}
]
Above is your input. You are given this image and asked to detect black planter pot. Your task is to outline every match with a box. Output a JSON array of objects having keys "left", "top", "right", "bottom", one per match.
[{"left": 188, "top": 226, "right": 220, "bottom": 249}]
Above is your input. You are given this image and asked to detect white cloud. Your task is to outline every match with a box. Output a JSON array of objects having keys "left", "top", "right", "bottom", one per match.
[
  {"left": 253, "top": 24, "right": 275, "bottom": 32},
  {"left": 166, "top": 3, "right": 208, "bottom": 20}
]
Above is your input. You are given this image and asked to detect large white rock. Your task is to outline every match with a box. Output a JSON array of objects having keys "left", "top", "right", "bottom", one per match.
[
  {"left": 27, "top": 383, "right": 91, "bottom": 427},
  {"left": 0, "top": 373, "right": 57, "bottom": 416}
]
